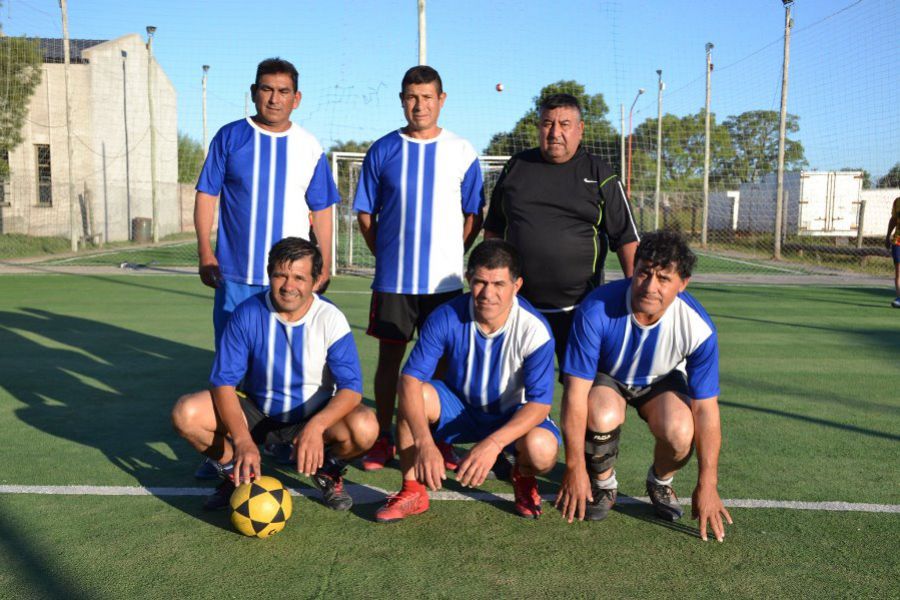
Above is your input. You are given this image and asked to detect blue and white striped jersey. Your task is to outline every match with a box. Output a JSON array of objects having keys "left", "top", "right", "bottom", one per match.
[
  {"left": 197, "top": 118, "right": 340, "bottom": 286},
  {"left": 563, "top": 279, "right": 719, "bottom": 400},
  {"left": 353, "top": 129, "right": 485, "bottom": 295},
  {"left": 402, "top": 294, "right": 555, "bottom": 416},
  {"left": 210, "top": 293, "right": 363, "bottom": 424}
]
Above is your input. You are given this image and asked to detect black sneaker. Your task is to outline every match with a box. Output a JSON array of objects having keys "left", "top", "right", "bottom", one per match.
[
  {"left": 203, "top": 478, "right": 235, "bottom": 511},
  {"left": 312, "top": 465, "right": 352, "bottom": 511},
  {"left": 194, "top": 457, "right": 221, "bottom": 480},
  {"left": 586, "top": 482, "right": 617, "bottom": 521},
  {"left": 263, "top": 442, "right": 294, "bottom": 465},
  {"left": 646, "top": 481, "right": 684, "bottom": 521}
]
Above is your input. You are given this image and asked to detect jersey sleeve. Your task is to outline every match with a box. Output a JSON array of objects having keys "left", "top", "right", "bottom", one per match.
[
  {"left": 562, "top": 300, "right": 604, "bottom": 380},
  {"left": 305, "top": 153, "right": 341, "bottom": 211},
  {"left": 352, "top": 146, "right": 380, "bottom": 215},
  {"left": 484, "top": 160, "right": 510, "bottom": 235},
  {"left": 209, "top": 305, "right": 251, "bottom": 387},
  {"left": 685, "top": 331, "right": 720, "bottom": 400},
  {"left": 460, "top": 157, "right": 485, "bottom": 215},
  {"left": 597, "top": 168, "right": 640, "bottom": 251},
  {"left": 326, "top": 331, "right": 364, "bottom": 394},
  {"left": 401, "top": 308, "right": 449, "bottom": 382},
  {"left": 522, "top": 338, "right": 555, "bottom": 405},
  {"left": 196, "top": 129, "right": 227, "bottom": 195}
]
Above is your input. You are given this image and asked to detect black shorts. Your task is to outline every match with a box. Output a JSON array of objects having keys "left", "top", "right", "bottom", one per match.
[
  {"left": 239, "top": 394, "right": 306, "bottom": 446},
  {"left": 367, "top": 289, "right": 461, "bottom": 343},
  {"left": 540, "top": 309, "right": 575, "bottom": 372},
  {"left": 593, "top": 370, "right": 690, "bottom": 415}
]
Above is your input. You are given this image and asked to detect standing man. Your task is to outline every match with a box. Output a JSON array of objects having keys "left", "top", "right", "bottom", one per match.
[
  {"left": 886, "top": 196, "right": 900, "bottom": 308},
  {"left": 354, "top": 65, "right": 485, "bottom": 470},
  {"left": 376, "top": 240, "right": 559, "bottom": 522},
  {"left": 555, "top": 231, "right": 733, "bottom": 543},
  {"left": 195, "top": 57, "right": 339, "bottom": 347},
  {"left": 193, "top": 58, "right": 339, "bottom": 479},
  {"left": 484, "top": 93, "right": 639, "bottom": 369},
  {"left": 172, "top": 238, "right": 378, "bottom": 511}
]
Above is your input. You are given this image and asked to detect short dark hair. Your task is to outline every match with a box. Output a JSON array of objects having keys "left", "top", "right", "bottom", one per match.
[
  {"left": 633, "top": 231, "right": 696, "bottom": 279},
  {"left": 401, "top": 65, "right": 443, "bottom": 96},
  {"left": 466, "top": 240, "right": 522, "bottom": 281},
  {"left": 539, "top": 93, "right": 582, "bottom": 119},
  {"left": 267, "top": 237, "right": 322, "bottom": 280},
  {"left": 255, "top": 57, "right": 299, "bottom": 92}
]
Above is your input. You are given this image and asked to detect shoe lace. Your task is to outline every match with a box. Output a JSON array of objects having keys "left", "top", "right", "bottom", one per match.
[
  {"left": 649, "top": 482, "right": 676, "bottom": 502},
  {"left": 385, "top": 489, "right": 419, "bottom": 508}
]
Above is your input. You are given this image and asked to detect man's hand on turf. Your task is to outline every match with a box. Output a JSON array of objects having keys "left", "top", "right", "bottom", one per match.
[
  {"left": 692, "top": 482, "right": 733, "bottom": 542},
  {"left": 456, "top": 438, "right": 502, "bottom": 488},
  {"left": 232, "top": 437, "right": 261, "bottom": 486},
  {"left": 414, "top": 439, "right": 446, "bottom": 491},
  {"left": 198, "top": 255, "right": 221, "bottom": 288},
  {"left": 555, "top": 466, "right": 593, "bottom": 523},
  {"left": 294, "top": 425, "right": 325, "bottom": 476}
]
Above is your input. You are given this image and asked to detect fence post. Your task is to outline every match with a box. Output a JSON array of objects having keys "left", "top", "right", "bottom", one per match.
[{"left": 855, "top": 199, "right": 866, "bottom": 249}]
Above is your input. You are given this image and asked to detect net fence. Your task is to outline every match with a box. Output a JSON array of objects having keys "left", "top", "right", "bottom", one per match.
[{"left": 0, "top": 0, "right": 896, "bottom": 280}]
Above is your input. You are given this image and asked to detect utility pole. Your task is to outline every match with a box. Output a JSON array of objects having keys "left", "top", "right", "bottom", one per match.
[
  {"left": 60, "top": 0, "right": 79, "bottom": 252},
  {"left": 702, "top": 42, "right": 714, "bottom": 248},
  {"left": 627, "top": 88, "right": 644, "bottom": 200},
  {"left": 202, "top": 65, "right": 209, "bottom": 158},
  {"left": 654, "top": 69, "right": 664, "bottom": 231},
  {"left": 146, "top": 26, "right": 159, "bottom": 243},
  {"left": 417, "top": 0, "right": 427, "bottom": 65},
  {"left": 774, "top": 1, "right": 793, "bottom": 260}
]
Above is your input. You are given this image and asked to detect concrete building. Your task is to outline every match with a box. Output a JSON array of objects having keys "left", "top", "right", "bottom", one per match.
[{"left": 0, "top": 34, "right": 178, "bottom": 243}]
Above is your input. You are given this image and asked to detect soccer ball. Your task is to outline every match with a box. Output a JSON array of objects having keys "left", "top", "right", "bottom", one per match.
[
  {"left": 229, "top": 475, "right": 293, "bottom": 538},
  {"left": 496, "top": 82, "right": 504, "bottom": 92}
]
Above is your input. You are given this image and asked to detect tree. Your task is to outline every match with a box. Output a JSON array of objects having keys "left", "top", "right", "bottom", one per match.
[
  {"left": 0, "top": 26, "right": 43, "bottom": 179},
  {"left": 177, "top": 132, "right": 205, "bottom": 184},
  {"left": 839, "top": 167, "right": 872, "bottom": 189},
  {"left": 877, "top": 162, "right": 900, "bottom": 188},
  {"left": 721, "top": 110, "right": 806, "bottom": 183},
  {"left": 483, "top": 81, "right": 618, "bottom": 160},
  {"left": 327, "top": 139, "right": 372, "bottom": 202}
]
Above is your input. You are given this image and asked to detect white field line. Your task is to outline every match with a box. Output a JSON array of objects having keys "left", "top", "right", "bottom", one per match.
[
  {"left": 0, "top": 484, "right": 897, "bottom": 513},
  {"left": 693, "top": 250, "right": 808, "bottom": 274}
]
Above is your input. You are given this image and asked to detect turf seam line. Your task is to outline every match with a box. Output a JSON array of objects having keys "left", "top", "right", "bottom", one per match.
[{"left": 0, "top": 485, "right": 897, "bottom": 513}]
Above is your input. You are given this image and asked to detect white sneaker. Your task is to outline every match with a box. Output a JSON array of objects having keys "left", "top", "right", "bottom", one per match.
[{"left": 892, "top": 297, "right": 900, "bottom": 308}]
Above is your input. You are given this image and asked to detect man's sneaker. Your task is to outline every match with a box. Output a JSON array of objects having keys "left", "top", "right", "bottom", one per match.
[
  {"left": 511, "top": 466, "right": 542, "bottom": 519},
  {"left": 361, "top": 435, "right": 396, "bottom": 471},
  {"left": 892, "top": 297, "right": 900, "bottom": 308},
  {"left": 312, "top": 464, "right": 353, "bottom": 511},
  {"left": 262, "top": 442, "right": 294, "bottom": 465},
  {"left": 194, "top": 457, "right": 220, "bottom": 480},
  {"left": 487, "top": 452, "right": 514, "bottom": 481},
  {"left": 203, "top": 478, "right": 235, "bottom": 511},
  {"left": 586, "top": 481, "right": 617, "bottom": 521},
  {"left": 436, "top": 441, "right": 461, "bottom": 471},
  {"left": 375, "top": 486, "right": 430, "bottom": 523},
  {"left": 646, "top": 481, "right": 684, "bottom": 521}
]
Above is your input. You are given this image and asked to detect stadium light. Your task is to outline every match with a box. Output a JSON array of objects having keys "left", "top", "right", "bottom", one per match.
[
  {"left": 202, "top": 65, "right": 210, "bottom": 158},
  {"left": 654, "top": 70, "right": 664, "bottom": 230},
  {"left": 627, "top": 88, "right": 645, "bottom": 200}
]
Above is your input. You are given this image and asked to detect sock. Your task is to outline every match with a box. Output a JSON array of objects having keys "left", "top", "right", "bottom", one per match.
[
  {"left": 593, "top": 471, "right": 618, "bottom": 490},
  {"left": 647, "top": 465, "right": 674, "bottom": 486},
  {"left": 401, "top": 479, "right": 426, "bottom": 493}
]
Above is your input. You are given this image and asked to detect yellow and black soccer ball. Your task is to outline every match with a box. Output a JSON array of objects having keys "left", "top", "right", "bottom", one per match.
[{"left": 229, "top": 475, "right": 293, "bottom": 538}]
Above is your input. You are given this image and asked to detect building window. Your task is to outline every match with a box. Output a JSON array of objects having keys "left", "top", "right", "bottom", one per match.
[{"left": 35, "top": 144, "right": 52, "bottom": 205}]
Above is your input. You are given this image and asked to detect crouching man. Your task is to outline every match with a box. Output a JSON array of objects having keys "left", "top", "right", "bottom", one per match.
[
  {"left": 376, "top": 240, "right": 560, "bottom": 522},
  {"left": 555, "top": 231, "right": 733, "bottom": 542},
  {"left": 173, "top": 237, "right": 378, "bottom": 511}
]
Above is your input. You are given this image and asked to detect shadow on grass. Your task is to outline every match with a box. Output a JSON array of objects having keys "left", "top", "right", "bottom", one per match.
[{"left": 612, "top": 497, "right": 701, "bottom": 539}]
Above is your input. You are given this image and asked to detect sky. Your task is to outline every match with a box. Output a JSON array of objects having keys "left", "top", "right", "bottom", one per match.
[{"left": 3, "top": 0, "right": 898, "bottom": 180}]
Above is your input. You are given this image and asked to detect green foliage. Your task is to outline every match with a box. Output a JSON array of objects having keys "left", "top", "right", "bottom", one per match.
[
  {"left": 0, "top": 36, "right": 43, "bottom": 179},
  {"left": 876, "top": 162, "right": 900, "bottom": 188},
  {"left": 483, "top": 80, "right": 618, "bottom": 159},
  {"left": 328, "top": 139, "right": 372, "bottom": 202},
  {"left": 177, "top": 132, "right": 204, "bottom": 184},
  {"left": 722, "top": 110, "right": 807, "bottom": 183}
]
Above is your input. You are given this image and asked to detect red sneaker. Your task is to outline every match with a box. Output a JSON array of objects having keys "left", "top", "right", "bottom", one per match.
[
  {"left": 436, "top": 440, "right": 460, "bottom": 471},
  {"left": 362, "top": 435, "right": 396, "bottom": 471},
  {"left": 375, "top": 484, "right": 430, "bottom": 523},
  {"left": 512, "top": 466, "right": 542, "bottom": 518}
]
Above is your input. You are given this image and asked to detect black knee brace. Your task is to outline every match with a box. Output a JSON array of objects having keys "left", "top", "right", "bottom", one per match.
[{"left": 585, "top": 427, "right": 620, "bottom": 476}]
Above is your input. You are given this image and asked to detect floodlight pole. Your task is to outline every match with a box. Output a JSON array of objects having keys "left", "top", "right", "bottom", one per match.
[
  {"left": 60, "top": 0, "right": 79, "bottom": 252},
  {"left": 417, "top": 0, "right": 427, "bottom": 65},
  {"left": 202, "top": 65, "right": 209, "bottom": 158},
  {"left": 702, "top": 42, "right": 713, "bottom": 248},
  {"left": 654, "top": 69, "right": 664, "bottom": 231},
  {"left": 627, "top": 88, "right": 644, "bottom": 200},
  {"left": 122, "top": 50, "right": 133, "bottom": 240},
  {"left": 620, "top": 104, "right": 626, "bottom": 183},
  {"left": 146, "top": 26, "right": 159, "bottom": 243},
  {"left": 774, "top": 1, "right": 793, "bottom": 260}
]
